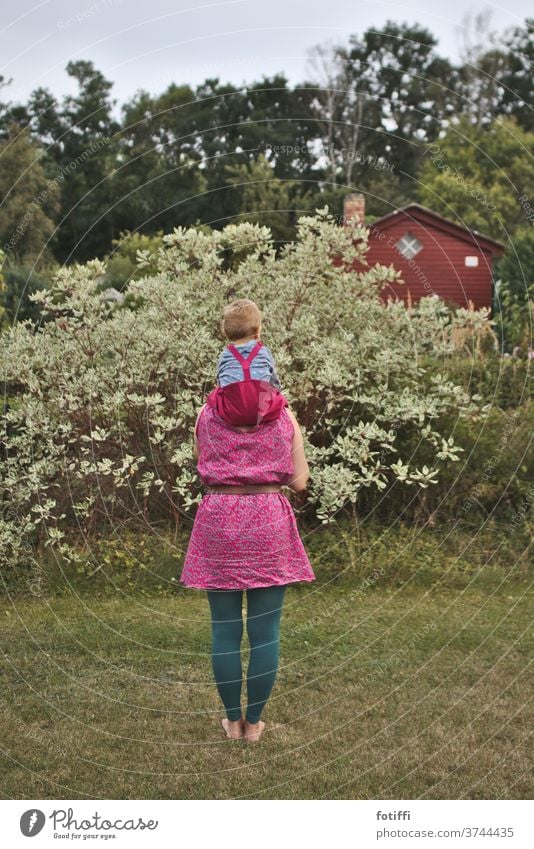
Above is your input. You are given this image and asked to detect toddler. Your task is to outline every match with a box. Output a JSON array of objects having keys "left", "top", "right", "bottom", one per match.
[
  {"left": 216, "top": 299, "right": 281, "bottom": 389},
  {"left": 206, "top": 299, "right": 287, "bottom": 426}
]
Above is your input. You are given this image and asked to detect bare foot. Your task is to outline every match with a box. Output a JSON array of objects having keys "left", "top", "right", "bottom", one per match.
[
  {"left": 242, "top": 719, "right": 265, "bottom": 743},
  {"left": 221, "top": 718, "right": 243, "bottom": 739}
]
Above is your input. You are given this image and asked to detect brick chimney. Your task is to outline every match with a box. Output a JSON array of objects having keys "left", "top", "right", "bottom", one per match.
[{"left": 343, "top": 192, "right": 366, "bottom": 226}]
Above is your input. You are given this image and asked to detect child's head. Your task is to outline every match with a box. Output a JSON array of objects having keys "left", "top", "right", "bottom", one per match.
[{"left": 220, "top": 299, "right": 262, "bottom": 341}]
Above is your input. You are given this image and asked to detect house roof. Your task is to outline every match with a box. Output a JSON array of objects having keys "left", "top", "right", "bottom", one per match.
[{"left": 367, "top": 203, "right": 505, "bottom": 255}]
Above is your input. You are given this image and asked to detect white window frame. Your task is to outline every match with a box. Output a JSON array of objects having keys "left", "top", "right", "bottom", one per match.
[
  {"left": 465, "top": 256, "right": 479, "bottom": 267},
  {"left": 395, "top": 232, "right": 423, "bottom": 260}
]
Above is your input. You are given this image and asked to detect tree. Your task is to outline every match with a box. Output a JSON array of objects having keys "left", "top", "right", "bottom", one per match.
[
  {"left": 223, "top": 153, "right": 315, "bottom": 247},
  {"left": 498, "top": 18, "right": 534, "bottom": 132},
  {"left": 22, "top": 61, "right": 120, "bottom": 262},
  {"left": 115, "top": 84, "right": 207, "bottom": 237},
  {"left": 417, "top": 114, "right": 534, "bottom": 241},
  {"left": 453, "top": 15, "right": 534, "bottom": 131},
  {"left": 344, "top": 22, "right": 458, "bottom": 185},
  {"left": 0, "top": 124, "right": 59, "bottom": 263},
  {"left": 55, "top": 60, "right": 119, "bottom": 262},
  {"left": 455, "top": 9, "right": 509, "bottom": 129},
  {"left": 177, "top": 75, "right": 317, "bottom": 224},
  {"left": 0, "top": 250, "right": 7, "bottom": 330},
  {"left": 0, "top": 74, "right": 15, "bottom": 136},
  {"left": 305, "top": 41, "right": 354, "bottom": 187},
  {"left": 304, "top": 24, "right": 457, "bottom": 194},
  {"left": 493, "top": 227, "right": 534, "bottom": 348},
  {"left": 25, "top": 87, "right": 63, "bottom": 150}
]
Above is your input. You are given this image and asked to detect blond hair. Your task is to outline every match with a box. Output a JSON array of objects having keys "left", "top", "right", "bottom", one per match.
[{"left": 220, "top": 299, "right": 262, "bottom": 341}]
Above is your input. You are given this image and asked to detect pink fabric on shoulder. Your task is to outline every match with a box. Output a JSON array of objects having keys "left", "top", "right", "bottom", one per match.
[{"left": 179, "top": 405, "right": 315, "bottom": 590}]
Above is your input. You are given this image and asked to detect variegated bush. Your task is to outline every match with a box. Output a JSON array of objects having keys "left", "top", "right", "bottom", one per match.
[{"left": 0, "top": 207, "right": 488, "bottom": 574}]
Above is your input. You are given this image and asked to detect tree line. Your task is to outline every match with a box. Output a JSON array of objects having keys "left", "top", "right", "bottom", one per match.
[{"left": 0, "top": 17, "right": 533, "bottom": 343}]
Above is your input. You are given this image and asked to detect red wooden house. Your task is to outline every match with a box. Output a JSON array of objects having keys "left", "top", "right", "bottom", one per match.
[{"left": 343, "top": 193, "right": 505, "bottom": 312}]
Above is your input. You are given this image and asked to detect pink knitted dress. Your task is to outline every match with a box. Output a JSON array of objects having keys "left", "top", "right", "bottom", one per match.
[{"left": 179, "top": 404, "right": 316, "bottom": 590}]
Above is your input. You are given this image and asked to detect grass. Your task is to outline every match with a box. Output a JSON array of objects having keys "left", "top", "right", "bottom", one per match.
[{"left": 0, "top": 569, "right": 532, "bottom": 800}]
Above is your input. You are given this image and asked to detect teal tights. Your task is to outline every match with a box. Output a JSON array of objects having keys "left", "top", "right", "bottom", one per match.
[{"left": 207, "top": 585, "right": 287, "bottom": 723}]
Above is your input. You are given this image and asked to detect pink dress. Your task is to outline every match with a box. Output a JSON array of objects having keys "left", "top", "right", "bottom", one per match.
[{"left": 179, "top": 405, "right": 316, "bottom": 590}]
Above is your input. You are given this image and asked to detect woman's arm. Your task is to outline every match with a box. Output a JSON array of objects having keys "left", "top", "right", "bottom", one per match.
[
  {"left": 192, "top": 405, "right": 205, "bottom": 460},
  {"left": 285, "top": 407, "right": 310, "bottom": 492}
]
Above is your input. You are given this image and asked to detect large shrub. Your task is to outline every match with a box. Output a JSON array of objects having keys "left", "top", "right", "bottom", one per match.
[{"left": 1, "top": 208, "right": 486, "bottom": 574}]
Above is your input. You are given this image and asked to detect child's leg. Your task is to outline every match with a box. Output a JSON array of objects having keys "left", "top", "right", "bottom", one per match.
[
  {"left": 206, "top": 590, "right": 244, "bottom": 721},
  {"left": 245, "top": 585, "right": 287, "bottom": 724}
]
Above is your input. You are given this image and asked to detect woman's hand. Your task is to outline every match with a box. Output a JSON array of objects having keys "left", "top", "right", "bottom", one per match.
[
  {"left": 192, "top": 405, "right": 205, "bottom": 460},
  {"left": 285, "top": 407, "right": 310, "bottom": 492}
]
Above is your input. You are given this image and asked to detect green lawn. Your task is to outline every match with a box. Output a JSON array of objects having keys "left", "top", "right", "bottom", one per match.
[{"left": 0, "top": 576, "right": 532, "bottom": 799}]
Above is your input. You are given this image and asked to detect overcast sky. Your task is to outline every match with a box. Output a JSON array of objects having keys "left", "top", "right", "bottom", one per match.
[{"left": 1, "top": 0, "right": 531, "bottom": 110}]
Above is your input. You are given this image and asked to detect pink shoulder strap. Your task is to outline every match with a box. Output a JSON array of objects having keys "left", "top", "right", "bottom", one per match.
[{"left": 226, "top": 341, "right": 263, "bottom": 380}]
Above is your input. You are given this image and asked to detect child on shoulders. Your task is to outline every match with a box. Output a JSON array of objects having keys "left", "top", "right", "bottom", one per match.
[{"left": 206, "top": 299, "right": 287, "bottom": 426}]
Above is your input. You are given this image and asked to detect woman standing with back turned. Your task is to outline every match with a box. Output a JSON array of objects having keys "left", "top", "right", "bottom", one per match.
[{"left": 179, "top": 300, "right": 315, "bottom": 742}]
